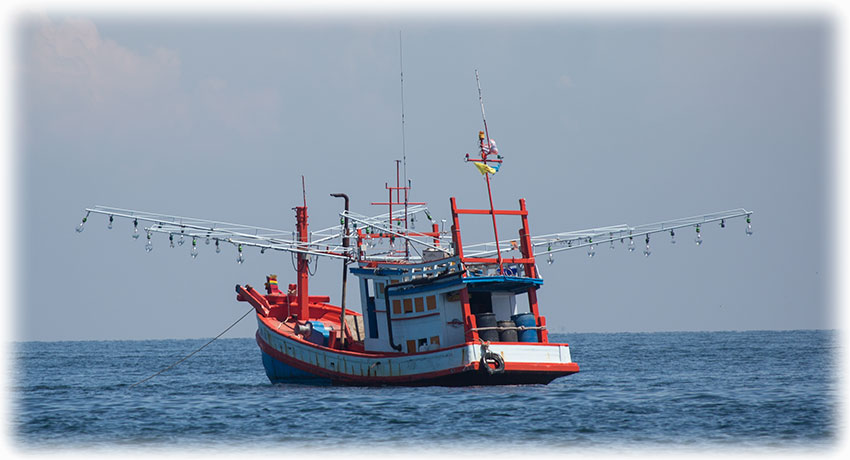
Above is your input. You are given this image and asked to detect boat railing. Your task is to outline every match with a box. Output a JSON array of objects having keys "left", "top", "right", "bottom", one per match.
[
  {"left": 464, "top": 261, "right": 530, "bottom": 279},
  {"left": 374, "top": 256, "right": 463, "bottom": 283}
]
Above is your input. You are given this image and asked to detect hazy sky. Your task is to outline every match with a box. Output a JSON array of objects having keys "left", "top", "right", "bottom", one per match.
[{"left": 15, "top": 12, "right": 832, "bottom": 341}]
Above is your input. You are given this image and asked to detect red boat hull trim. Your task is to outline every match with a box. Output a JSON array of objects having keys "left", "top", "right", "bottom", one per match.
[{"left": 255, "top": 318, "right": 579, "bottom": 386}]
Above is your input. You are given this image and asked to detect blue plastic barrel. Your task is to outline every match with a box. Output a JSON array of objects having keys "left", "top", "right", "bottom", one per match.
[
  {"left": 511, "top": 313, "right": 538, "bottom": 343},
  {"left": 306, "top": 321, "right": 330, "bottom": 346}
]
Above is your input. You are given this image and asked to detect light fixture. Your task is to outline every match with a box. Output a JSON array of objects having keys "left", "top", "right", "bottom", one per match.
[
  {"left": 215, "top": 239, "right": 221, "bottom": 254},
  {"left": 643, "top": 234, "right": 651, "bottom": 257},
  {"left": 145, "top": 232, "right": 153, "bottom": 253},
  {"left": 237, "top": 244, "right": 244, "bottom": 264},
  {"left": 695, "top": 225, "right": 702, "bottom": 246},
  {"left": 169, "top": 234, "right": 175, "bottom": 248},
  {"left": 108, "top": 215, "right": 114, "bottom": 230},
  {"left": 191, "top": 237, "right": 198, "bottom": 259},
  {"left": 76, "top": 212, "right": 90, "bottom": 233},
  {"left": 746, "top": 215, "right": 753, "bottom": 236},
  {"left": 132, "top": 219, "right": 140, "bottom": 239},
  {"left": 670, "top": 229, "right": 676, "bottom": 244}
]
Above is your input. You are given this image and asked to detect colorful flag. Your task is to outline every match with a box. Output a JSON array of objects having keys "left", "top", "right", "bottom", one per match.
[{"left": 473, "top": 162, "right": 497, "bottom": 175}]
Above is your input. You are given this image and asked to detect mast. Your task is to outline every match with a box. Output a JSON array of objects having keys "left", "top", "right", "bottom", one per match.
[
  {"left": 475, "top": 70, "right": 504, "bottom": 274},
  {"left": 295, "top": 176, "right": 310, "bottom": 320},
  {"left": 372, "top": 161, "right": 422, "bottom": 260}
]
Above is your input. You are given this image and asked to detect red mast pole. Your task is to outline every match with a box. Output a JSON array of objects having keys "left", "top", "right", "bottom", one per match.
[
  {"left": 295, "top": 206, "right": 310, "bottom": 320},
  {"left": 295, "top": 176, "right": 310, "bottom": 320},
  {"left": 481, "top": 134, "right": 504, "bottom": 275},
  {"left": 474, "top": 70, "right": 504, "bottom": 275}
]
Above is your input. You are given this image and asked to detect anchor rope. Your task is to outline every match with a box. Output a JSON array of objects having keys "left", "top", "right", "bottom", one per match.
[
  {"left": 468, "top": 325, "right": 546, "bottom": 332},
  {"left": 129, "top": 308, "right": 254, "bottom": 388}
]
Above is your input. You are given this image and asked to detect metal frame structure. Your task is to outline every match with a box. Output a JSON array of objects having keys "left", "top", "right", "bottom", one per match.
[{"left": 80, "top": 204, "right": 753, "bottom": 265}]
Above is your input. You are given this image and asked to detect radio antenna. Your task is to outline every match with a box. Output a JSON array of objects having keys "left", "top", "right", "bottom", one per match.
[
  {"left": 400, "top": 32, "right": 410, "bottom": 259},
  {"left": 475, "top": 69, "right": 492, "bottom": 155},
  {"left": 400, "top": 31, "right": 407, "bottom": 189}
]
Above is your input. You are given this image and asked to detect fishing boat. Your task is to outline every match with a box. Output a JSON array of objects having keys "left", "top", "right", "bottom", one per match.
[
  {"left": 237, "top": 156, "right": 580, "bottom": 385},
  {"left": 76, "top": 77, "right": 753, "bottom": 386}
]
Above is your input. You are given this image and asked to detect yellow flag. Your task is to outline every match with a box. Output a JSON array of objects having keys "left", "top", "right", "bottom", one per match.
[{"left": 473, "top": 162, "right": 496, "bottom": 175}]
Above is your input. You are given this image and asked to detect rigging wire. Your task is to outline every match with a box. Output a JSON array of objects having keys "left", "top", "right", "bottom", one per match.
[
  {"left": 308, "top": 252, "right": 319, "bottom": 276},
  {"left": 128, "top": 308, "right": 254, "bottom": 389}
]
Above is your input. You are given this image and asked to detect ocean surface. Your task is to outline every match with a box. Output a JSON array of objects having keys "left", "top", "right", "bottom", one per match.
[{"left": 11, "top": 330, "right": 838, "bottom": 454}]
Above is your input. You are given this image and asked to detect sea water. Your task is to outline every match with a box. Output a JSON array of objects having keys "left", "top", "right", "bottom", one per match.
[{"left": 11, "top": 330, "right": 837, "bottom": 454}]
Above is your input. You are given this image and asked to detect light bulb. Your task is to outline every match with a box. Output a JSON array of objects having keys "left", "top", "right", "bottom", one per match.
[
  {"left": 75, "top": 213, "right": 88, "bottom": 233},
  {"left": 670, "top": 229, "right": 676, "bottom": 244},
  {"left": 237, "top": 244, "right": 244, "bottom": 264},
  {"left": 215, "top": 239, "right": 221, "bottom": 254},
  {"left": 108, "top": 215, "right": 113, "bottom": 230},
  {"left": 746, "top": 216, "right": 753, "bottom": 236},
  {"left": 587, "top": 244, "right": 596, "bottom": 258},
  {"left": 695, "top": 226, "right": 702, "bottom": 246},
  {"left": 132, "top": 219, "right": 140, "bottom": 240},
  {"left": 628, "top": 237, "right": 635, "bottom": 252},
  {"left": 145, "top": 232, "right": 153, "bottom": 253},
  {"left": 643, "top": 235, "right": 651, "bottom": 257},
  {"left": 547, "top": 253, "right": 554, "bottom": 265}
]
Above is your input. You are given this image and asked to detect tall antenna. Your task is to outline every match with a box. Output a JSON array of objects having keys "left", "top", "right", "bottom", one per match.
[
  {"left": 399, "top": 31, "right": 407, "bottom": 189},
  {"left": 400, "top": 31, "right": 410, "bottom": 259},
  {"left": 475, "top": 69, "right": 492, "bottom": 156}
]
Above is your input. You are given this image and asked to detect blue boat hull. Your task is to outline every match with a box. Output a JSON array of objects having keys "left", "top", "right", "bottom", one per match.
[{"left": 261, "top": 349, "right": 331, "bottom": 385}]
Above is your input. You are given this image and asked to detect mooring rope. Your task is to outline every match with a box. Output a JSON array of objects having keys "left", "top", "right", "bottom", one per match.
[{"left": 129, "top": 308, "right": 254, "bottom": 388}]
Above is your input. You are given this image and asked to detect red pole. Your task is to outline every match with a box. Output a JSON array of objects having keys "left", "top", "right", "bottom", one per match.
[
  {"left": 295, "top": 206, "right": 310, "bottom": 320},
  {"left": 481, "top": 137, "right": 504, "bottom": 275}
]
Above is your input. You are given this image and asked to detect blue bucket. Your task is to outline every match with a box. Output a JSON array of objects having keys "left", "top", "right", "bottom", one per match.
[{"left": 511, "top": 313, "right": 538, "bottom": 343}]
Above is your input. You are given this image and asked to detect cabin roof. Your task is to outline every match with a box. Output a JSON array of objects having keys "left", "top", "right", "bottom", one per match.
[{"left": 463, "top": 276, "right": 543, "bottom": 294}]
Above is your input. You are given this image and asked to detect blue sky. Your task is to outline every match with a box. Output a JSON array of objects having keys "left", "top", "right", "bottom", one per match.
[{"left": 14, "top": 12, "right": 832, "bottom": 341}]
